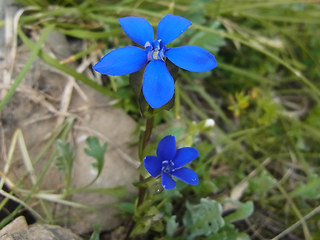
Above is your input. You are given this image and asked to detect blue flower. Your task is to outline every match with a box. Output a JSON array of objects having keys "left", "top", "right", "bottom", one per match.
[
  {"left": 144, "top": 135, "right": 199, "bottom": 190},
  {"left": 93, "top": 14, "right": 218, "bottom": 109}
]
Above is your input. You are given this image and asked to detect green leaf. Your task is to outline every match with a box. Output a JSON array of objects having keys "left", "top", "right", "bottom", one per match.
[
  {"left": 84, "top": 137, "right": 107, "bottom": 178},
  {"left": 189, "top": 21, "right": 226, "bottom": 53},
  {"left": 166, "top": 215, "right": 179, "bottom": 237},
  {"left": 112, "top": 202, "right": 135, "bottom": 214},
  {"left": 290, "top": 176, "right": 320, "bottom": 199},
  {"left": 131, "top": 205, "right": 161, "bottom": 236},
  {"left": 194, "top": 180, "right": 218, "bottom": 197},
  {"left": 151, "top": 219, "right": 164, "bottom": 232},
  {"left": 57, "top": 28, "right": 122, "bottom": 39},
  {"left": 56, "top": 140, "right": 74, "bottom": 174},
  {"left": 249, "top": 171, "right": 276, "bottom": 197},
  {"left": 183, "top": 198, "right": 225, "bottom": 239},
  {"left": 209, "top": 224, "right": 250, "bottom": 240},
  {"left": 224, "top": 201, "right": 254, "bottom": 224},
  {"left": 89, "top": 225, "right": 101, "bottom": 240},
  {"left": 83, "top": 186, "right": 128, "bottom": 198}
]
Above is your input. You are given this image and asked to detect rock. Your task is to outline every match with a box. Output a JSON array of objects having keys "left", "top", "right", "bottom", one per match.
[
  {"left": 0, "top": 28, "right": 139, "bottom": 234},
  {"left": 0, "top": 216, "right": 28, "bottom": 236},
  {"left": 69, "top": 84, "right": 138, "bottom": 233},
  {"left": 0, "top": 224, "right": 82, "bottom": 240}
]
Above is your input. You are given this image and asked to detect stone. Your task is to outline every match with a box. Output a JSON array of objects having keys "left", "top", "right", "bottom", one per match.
[
  {"left": 68, "top": 83, "right": 139, "bottom": 233},
  {"left": 0, "top": 224, "right": 82, "bottom": 240},
  {"left": 0, "top": 216, "right": 28, "bottom": 236},
  {"left": 0, "top": 28, "right": 138, "bottom": 234}
]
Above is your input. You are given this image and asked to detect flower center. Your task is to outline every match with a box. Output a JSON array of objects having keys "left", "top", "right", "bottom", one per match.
[
  {"left": 145, "top": 40, "right": 166, "bottom": 61},
  {"left": 161, "top": 160, "right": 175, "bottom": 174}
]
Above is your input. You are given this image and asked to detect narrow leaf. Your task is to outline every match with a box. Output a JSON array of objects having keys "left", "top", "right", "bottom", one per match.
[
  {"left": 56, "top": 140, "right": 74, "bottom": 174},
  {"left": 290, "top": 177, "right": 320, "bottom": 199},
  {"left": 0, "top": 25, "right": 53, "bottom": 111},
  {"left": 83, "top": 186, "right": 127, "bottom": 198},
  {"left": 224, "top": 201, "right": 254, "bottom": 223}
]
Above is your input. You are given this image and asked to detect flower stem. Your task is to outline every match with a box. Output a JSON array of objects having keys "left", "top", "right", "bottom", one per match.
[
  {"left": 126, "top": 108, "right": 154, "bottom": 239},
  {"left": 143, "top": 111, "right": 154, "bottom": 151},
  {"left": 138, "top": 108, "right": 154, "bottom": 206}
]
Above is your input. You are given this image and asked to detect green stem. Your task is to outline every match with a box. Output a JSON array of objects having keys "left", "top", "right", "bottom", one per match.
[
  {"left": 126, "top": 109, "right": 154, "bottom": 239},
  {"left": 137, "top": 110, "right": 154, "bottom": 206},
  {"left": 143, "top": 112, "right": 154, "bottom": 150}
]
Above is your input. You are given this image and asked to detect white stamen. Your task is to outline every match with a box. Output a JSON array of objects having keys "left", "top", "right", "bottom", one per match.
[{"left": 153, "top": 50, "right": 159, "bottom": 60}]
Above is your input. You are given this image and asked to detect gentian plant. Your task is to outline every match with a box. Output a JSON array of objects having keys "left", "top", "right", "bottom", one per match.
[
  {"left": 144, "top": 135, "right": 199, "bottom": 190},
  {"left": 93, "top": 14, "right": 217, "bottom": 108},
  {"left": 93, "top": 14, "right": 217, "bottom": 237}
]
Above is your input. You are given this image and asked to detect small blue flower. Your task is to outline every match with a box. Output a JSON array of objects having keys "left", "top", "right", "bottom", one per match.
[
  {"left": 144, "top": 135, "right": 199, "bottom": 190},
  {"left": 93, "top": 14, "right": 217, "bottom": 109}
]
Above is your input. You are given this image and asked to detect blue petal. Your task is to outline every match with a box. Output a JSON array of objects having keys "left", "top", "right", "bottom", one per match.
[
  {"left": 119, "top": 17, "right": 154, "bottom": 46},
  {"left": 93, "top": 46, "right": 147, "bottom": 76},
  {"left": 143, "top": 60, "right": 174, "bottom": 108},
  {"left": 172, "top": 167, "right": 199, "bottom": 185},
  {"left": 144, "top": 156, "right": 162, "bottom": 177},
  {"left": 173, "top": 147, "right": 199, "bottom": 169},
  {"left": 157, "top": 14, "right": 191, "bottom": 45},
  {"left": 165, "top": 46, "right": 217, "bottom": 72},
  {"left": 161, "top": 172, "right": 176, "bottom": 190},
  {"left": 156, "top": 135, "right": 176, "bottom": 161}
]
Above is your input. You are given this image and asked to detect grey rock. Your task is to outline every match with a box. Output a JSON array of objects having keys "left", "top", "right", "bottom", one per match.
[
  {"left": 0, "top": 224, "right": 83, "bottom": 240},
  {"left": 69, "top": 84, "right": 138, "bottom": 233},
  {"left": 0, "top": 29, "right": 138, "bottom": 234},
  {"left": 0, "top": 216, "right": 28, "bottom": 236}
]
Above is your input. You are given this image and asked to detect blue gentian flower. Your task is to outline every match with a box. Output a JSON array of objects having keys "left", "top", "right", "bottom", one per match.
[
  {"left": 144, "top": 135, "right": 199, "bottom": 190},
  {"left": 93, "top": 14, "right": 217, "bottom": 109}
]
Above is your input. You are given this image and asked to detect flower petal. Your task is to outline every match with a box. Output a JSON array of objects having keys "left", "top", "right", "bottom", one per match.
[
  {"left": 119, "top": 16, "right": 154, "bottom": 46},
  {"left": 157, "top": 14, "right": 191, "bottom": 45},
  {"left": 161, "top": 172, "right": 176, "bottom": 190},
  {"left": 93, "top": 46, "right": 147, "bottom": 76},
  {"left": 172, "top": 167, "right": 199, "bottom": 185},
  {"left": 144, "top": 156, "right": 162, "bottom": 177},
  {"left": 143, "top": 60, "right": 174, "bottom": 108},
  {"left": 165, "top": 46, "right": 217, "bottom": 72},
  {"left": 173, "top": 147, "right": 199, "bottom": 169},
  {"left": 156, "top": 135, "right": 176, "bottom": 161}
]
